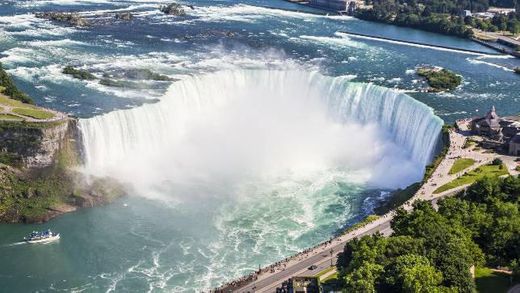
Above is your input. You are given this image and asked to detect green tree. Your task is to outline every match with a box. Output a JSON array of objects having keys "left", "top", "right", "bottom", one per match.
[
  {"left": 344, "top": 261, "right": 384, "bottom": 293},
  {"left": 397, "top": 255, "right": 444, "bottom": 293},
  {"left": 0, "top": 63, "right": 33, "bottom": 104}
]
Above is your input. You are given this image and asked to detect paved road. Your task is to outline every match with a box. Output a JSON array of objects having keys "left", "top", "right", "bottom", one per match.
[{"left": 235, "top": 221, "right": 392, "bottom": 292}]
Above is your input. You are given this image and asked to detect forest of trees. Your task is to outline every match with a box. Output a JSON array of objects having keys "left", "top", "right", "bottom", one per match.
[
  {"left": 356, "top": 0, "right": 520, "bottom": 37},
  {"left": 467, "top": 13, "right": 520, "bottom": 34},
  {"left": 337, "top": 175, "right": 520, "bottom": 292}
]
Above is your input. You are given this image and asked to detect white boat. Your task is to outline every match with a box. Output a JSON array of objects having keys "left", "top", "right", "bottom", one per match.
[{"left": 24, "top": 229, "right": 60, "bottom": 244}]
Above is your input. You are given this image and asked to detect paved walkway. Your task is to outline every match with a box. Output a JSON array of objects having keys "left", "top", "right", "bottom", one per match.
[{"left": 219, "top": 125, "right": 514, "bottom": 293}]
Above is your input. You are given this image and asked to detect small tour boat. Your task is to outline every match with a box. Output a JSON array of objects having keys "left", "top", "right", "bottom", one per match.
[{"left": 24, "top": 229, "right": 60, "bottom": 244}]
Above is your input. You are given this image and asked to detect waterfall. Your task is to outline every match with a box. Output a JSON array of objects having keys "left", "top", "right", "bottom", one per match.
[
  {"left": 78, "top": 69, "right": 443, "bottom": 188},
  {"left": 313, "top": 73, "right": 443, "bottom": 164}
]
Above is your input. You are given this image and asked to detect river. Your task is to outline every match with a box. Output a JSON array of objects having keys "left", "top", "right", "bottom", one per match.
[{"left": 0, "top": 0, "right": 519, "bottom": 291}]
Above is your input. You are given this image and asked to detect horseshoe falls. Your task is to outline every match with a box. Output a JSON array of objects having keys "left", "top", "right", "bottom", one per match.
[
  {"left": 73, "top": 68, "right": 442, "bottom": 289},
  {"left": 79, "top": 69, "right": 442, "bottom": 190}
]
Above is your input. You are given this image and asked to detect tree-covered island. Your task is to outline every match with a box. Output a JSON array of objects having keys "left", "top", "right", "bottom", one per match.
[{"left": 417, "top": 66, "right": 462, "bottom": 91}]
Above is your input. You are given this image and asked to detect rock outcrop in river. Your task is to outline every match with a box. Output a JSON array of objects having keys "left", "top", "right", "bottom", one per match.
[
  {"left": 115, "top": 12, "right": 134, "bottom": 21},
  {"left": 159, "top": 3, "right": 187, "bottom": 16},
  {"left": 34, "top": 12, "right": 90, "bottom": 27}
]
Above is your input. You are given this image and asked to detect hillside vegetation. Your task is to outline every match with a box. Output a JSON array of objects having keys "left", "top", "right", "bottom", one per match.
[
  {"left": 337, "top": 175, "right": 520, "bottom": 292},
  {"left": 0, "top": 63, "right": 33, "bottom": 104}
]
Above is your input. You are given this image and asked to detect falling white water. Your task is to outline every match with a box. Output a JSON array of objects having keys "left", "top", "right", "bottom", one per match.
[{"left": 79, "top": 69, "right": 442, "bottom": 199}]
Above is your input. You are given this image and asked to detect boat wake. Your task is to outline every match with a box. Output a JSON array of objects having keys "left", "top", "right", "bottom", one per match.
[{"left": 2, "top": 241, "right": 27, "bottom": 247}]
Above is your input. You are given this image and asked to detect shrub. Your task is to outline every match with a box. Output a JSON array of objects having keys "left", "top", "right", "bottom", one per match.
[
  {"left": 0, "top": 63, "right": 33, "bottom": 104},
  {"left": 417, "top": 68, "right": 462, "bottom": 91}
]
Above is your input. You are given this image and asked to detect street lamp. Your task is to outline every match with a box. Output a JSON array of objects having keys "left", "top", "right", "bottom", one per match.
[{"left": 330, "top": 248, "right": 334, "bottom": 267}]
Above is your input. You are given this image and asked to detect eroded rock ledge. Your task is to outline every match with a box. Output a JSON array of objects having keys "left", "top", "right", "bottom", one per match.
[{"left": 0, "top": 117, "right": 124, "bottom": 223}]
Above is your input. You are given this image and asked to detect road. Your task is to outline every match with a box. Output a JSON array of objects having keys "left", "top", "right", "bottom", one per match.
[{"left": 233, "top": 221, "right": 392, "bottom": 293}]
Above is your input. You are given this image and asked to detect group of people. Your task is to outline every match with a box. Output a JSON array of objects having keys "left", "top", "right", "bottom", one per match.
[
  {"left": 212, "top": 237, "right": 339, "bottom": 292},
  {"left": 212, "top": 273, "right": 258, "bottom": 293}
]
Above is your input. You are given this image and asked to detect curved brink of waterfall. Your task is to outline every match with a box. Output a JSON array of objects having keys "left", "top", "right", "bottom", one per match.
[{"left": 78, "top": 69, "right": 443, "bottom": 184}]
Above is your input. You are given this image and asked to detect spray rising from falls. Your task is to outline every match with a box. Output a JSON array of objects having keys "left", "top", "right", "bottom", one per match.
[{"left": 79, "top": 69, "right": 442, "bottom": 197}]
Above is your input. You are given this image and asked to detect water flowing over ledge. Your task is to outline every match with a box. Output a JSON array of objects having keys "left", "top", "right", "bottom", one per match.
[
  {"left": 79, "top": 69, "right": 442, "bottom": 176},
  {"left": 314, "top": 73, "right": 444, "bottom": 164}
]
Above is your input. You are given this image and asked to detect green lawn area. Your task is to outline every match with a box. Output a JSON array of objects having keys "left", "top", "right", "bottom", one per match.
[
  {"left": 475, "top": 267, "right": 513, "bottom": 293},
  {"left": 12, "top": 107, "right": 54, "bottom": 120},
  {"left": 0, "top": 94, "right": 33, "bottom": 108},
  {"left": 321, "top": 272, "right": 338, "bottom": 283},
  {"left": 315, "top": 266, "right": 335, "bottom": 278},
  {"left": 0, "top": 94, "right": 55, "bottom": 121},
  {"left": 0, "top": 113, "right": 23, "bottom": 121},
  {"left": 449, "top": 158, "right": 475, "bottom": 175},
  {"left": 320, "top": 271, "right": 341, "bottom": 292},
  {"left": 434, "top": 164, "right": 509, "bottom": 194}
]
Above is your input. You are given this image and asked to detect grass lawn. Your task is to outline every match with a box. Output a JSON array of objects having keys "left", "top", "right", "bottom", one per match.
[
  {"left": 475, "top": 267, "right": 513, "bottom": 293},
  {"left": 12, "top": 107, "right": 54, "bottom": 120},
  {"left": 315, "top": 266, "right": 335, "bottom": 278},
  {"left": 0, "top": 113, "right": 23, "bottom": 121},
  {"left": 434, "top": 164, "right": 509, "bottom": 194},
  {"left": 320, "top": 271, "right": 341, "bottom": 292},
  {"left": 0, "top": 94, "right": 33, "bottom": 107},
  {"left": 449, "top": 158, "right": 475, "bottom": 175},
  {"left": 321, "top": 272, "right": 338, "bottom": 283},
  {"left": 0, "top": 94, "right": 55, "bottom": 121}
]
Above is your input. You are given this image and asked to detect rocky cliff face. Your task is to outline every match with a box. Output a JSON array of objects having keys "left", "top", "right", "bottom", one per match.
[
  {"left": 0, "top": 118, "right": 123, "bottom": 223},
  {"left": 0, "top": 119, "right": 81, "bottom": 169}
]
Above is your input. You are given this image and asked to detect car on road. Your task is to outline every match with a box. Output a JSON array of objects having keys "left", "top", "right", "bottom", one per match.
[{"left": 308, "top": 265, "right": 317, "bottom": 270}]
